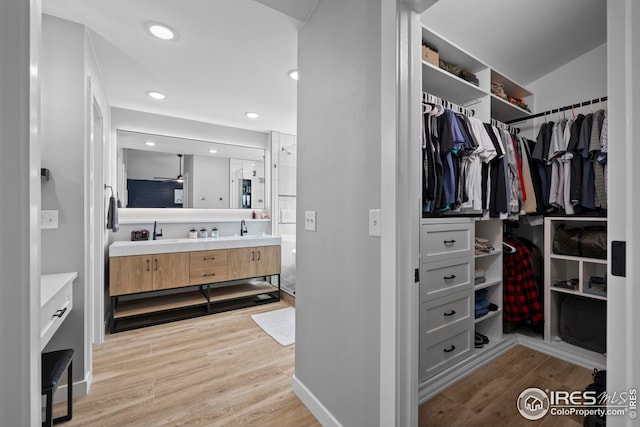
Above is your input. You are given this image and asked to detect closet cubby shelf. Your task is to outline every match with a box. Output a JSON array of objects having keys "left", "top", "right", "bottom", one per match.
[
  {"left": 549, "top": 254, "right": 607, "bottom": 264},
  {"left": 422, "top": 60, "right": 488, "bottom": 105},
  {"left": 474, "top": 279, "right": 501, "bottom": 291},
  {"left": 490, "top": 94, "right": 532, "bottom": 122},
  {"left": 551, "top": 286, "right": 607, "bottom": 301},
  {"left": 475, "top": 250, "right": 502, "bottom": 259},
  {"left": 474, "top": 308, "right": 501, "bottom": 324}
]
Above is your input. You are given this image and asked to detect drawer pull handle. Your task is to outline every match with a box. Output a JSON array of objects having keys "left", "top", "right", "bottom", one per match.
[
  {"left": 443, "top": 310, "right": 456, "bottom": 317},
  {"left": 443, "top": 345, "right": 456, "bottom": 353},
  {"left": 443, "top": 239, "right": 456, "bottom": 246},
  {"left": 443, "top": 274, "right": 456, "bottom": 280},
  {"left": 53, "top": 307, "right": 67, "bottom": 318},
  {"left": 155, "top": 259, "right": 158, "bottom": 271},
  {"left": 203, "top": 256, "right": 215, "bottom": 260},
  {"left": 203, "top": 273, "right": 216, "bottom": 277},
  {"left": 257, "top": 250, "right": 261, "bottom": 261},
  {"left": 251, "top": 251, "right": 255, "bottom": 261},
  {"left": 146, "top": 259, "right": 150, "bottom": 271}
]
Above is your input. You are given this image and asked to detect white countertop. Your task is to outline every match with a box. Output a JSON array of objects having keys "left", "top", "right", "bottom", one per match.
[
  {"left": 109, "top": 234, "right": 282, "bottom": 257},
  {"left": 41, "top": 272, "right": 78, "bottom": 307}
]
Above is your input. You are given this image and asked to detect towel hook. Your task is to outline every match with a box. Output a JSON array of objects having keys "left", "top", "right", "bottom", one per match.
[{"left": 104, "top": 184, "right": 114, "bottom": 197}]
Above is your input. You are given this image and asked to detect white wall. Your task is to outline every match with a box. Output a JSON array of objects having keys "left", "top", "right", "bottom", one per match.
[
  {"left": 294, "top": 1, "right": 392, "bottom": 425},
  {"left": 192, "top": 155, "right": 229, "bottom": 209},
  {"left": 40, "top": 14, "right": 101, "bottom": 391},
  {"left": 522, "top": 43, "right": 607, "bottom": 137},
  {"left": 0, "top": 0, "right": 41, "bottom": 424}
]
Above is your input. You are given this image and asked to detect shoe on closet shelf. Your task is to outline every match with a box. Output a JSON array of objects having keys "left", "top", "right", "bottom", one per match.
[
  {"left": 475, "top": 332, "right": 490, "bottom": 344},
  {"left": 474, "top": 334, "right": 484, "bottom": 349}
]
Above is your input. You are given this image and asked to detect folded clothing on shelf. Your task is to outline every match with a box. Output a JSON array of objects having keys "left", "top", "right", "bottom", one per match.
[
  {"left": 475, "top": 289, "right": 490, "bottom": 318},
  {"left": 474, "top": 267, "right": 487, "bottom": 285},
  {"left": 475, "top": 237, "right": 494, "bottom": 254},
  {"left": 491, "top": 82, "right": 508, "bottom": 100}
]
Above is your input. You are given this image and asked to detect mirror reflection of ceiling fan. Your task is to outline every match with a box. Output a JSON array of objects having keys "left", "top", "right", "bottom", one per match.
[{"left": 154, "top": 154, "right": 184, "bottom": 183}]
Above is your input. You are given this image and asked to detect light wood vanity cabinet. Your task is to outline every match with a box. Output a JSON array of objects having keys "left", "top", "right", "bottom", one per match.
[
  {"left": 109, "top": 241, "right": 281, "bottom": 332},
  {"left": 189, "top": 249, "right": 229, "bottom": 285},
  {"left": 110, "top": 252, "right": 190, "bottom": 295},
  {"left": 227, "top": 246, "right": 281, "bottom": 280}
]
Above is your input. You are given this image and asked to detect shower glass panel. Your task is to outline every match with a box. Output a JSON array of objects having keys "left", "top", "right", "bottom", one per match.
[{"left": 278, "top": 135, "right": 296, "bottom": 295}]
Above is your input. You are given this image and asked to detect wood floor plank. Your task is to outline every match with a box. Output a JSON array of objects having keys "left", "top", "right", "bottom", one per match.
[
  {"left": 420, "top": 345, "right": 594, "bottom": 427},
  {"left": 54, "top": 301, "right": 320, "bottom": 427}
]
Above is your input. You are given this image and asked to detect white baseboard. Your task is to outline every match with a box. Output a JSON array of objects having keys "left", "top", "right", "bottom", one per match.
[
  {"left": 516, "top": 335, "right": 606, "bottom": 370},
  {"left": 52, "top": 370, "right": 91, "bottom": 404},
  {"left": 292, "top": 375, "right": 342, "bottom": 427}
]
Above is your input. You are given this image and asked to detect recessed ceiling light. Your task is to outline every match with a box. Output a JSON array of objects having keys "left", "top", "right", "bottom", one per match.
[
  {"left": 146, "top": 22, "right": 176, "bottom": 41},
  {"left": 288, "top": 70, "right": 299, "bottom": 81},
  {"left": 209, "top": 149, "right": 217, "bottom": 154},
  {"left": 147, "top": 91, "right": 166, "bottom": 100},
  {"left": 245, "top": 112, "right": 259, "bottom": 119},
  {"left": 145, "top": 141, "right": 156, "bottom": 146}
]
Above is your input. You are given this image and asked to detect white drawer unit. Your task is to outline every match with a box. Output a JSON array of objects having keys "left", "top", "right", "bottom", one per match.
[
  {"left": 421, "top": 258, "right": 472, "bottom": 301},
  {"left": 420, "top": 322, "right": 473, "bottom": 381},
  {"left": 420, "top": 291, "right": 472, "bottom": 336},
  {"left": 421, "top": 222, "right": 472, "bottom": 263},
  {"left": 41, "top": 273, "right": 76, "bottom": 350},
  {"left": 420, "top": 219, "right": 475, "bottom": 383}
]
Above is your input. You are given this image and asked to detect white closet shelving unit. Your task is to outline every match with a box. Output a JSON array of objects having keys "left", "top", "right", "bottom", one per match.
[
  {"left": 420, "top": 26, "right": 533, "bottom": 123},
  {"left": 543, "top": 217, "right": 607, "bottom": 365},
  {"left": 473, "top": 219, "right": 503, "bottom": 352},
  {"left": 418, "top": 26, "right": 533, "bottom": 398}
]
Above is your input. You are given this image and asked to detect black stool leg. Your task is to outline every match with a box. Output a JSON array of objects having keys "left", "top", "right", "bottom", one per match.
[
  {"left": 43, "top": 389, "right": 53, "bottom": 427},
  {"left": 53, "top": 360, "right": 72, "bottom": 424}
]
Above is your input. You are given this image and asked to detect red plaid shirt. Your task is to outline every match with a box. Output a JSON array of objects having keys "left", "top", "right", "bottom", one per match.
[{"left": 503, "top": 239, "right": 544, "bottom": 323}]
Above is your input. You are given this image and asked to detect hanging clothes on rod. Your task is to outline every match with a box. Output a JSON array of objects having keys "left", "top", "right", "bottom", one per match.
[
  {"left": 523, "top": 96, "right": 608, "bottom": 214},
  {"left": 422, "top": 92, "right": 531, "bottom": 218}
]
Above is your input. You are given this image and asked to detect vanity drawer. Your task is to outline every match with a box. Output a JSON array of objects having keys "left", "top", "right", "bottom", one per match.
[
  {"left": 420, "top": 291, "right": 472, "bottom": 336},
  {"left": 41, "top": 281, "right": 73, "bottom": 350},
  {"left": 190, "top": 265, "right": 228, "bottom": 285},
  {"left": 421, "top": 258, "right": 472, "bottom": 301},
  {"left": 422, "top": 223, "right": 472, "bottom": 263},
  {"left": 190, "top": 249, "right": 228, "bottom": 268},
  {"left": 420, "top": 323, "right": 472, "bottom": 381}
]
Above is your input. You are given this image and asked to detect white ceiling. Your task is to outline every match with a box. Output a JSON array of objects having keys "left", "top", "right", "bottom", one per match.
[
  {"left": 42, "top": 0, "right": 607, "bottom": 138},
  {"left": 422, "top": 0, "right": 607, "bottom": 85},
  {"left": 43, "top": 0, "right": 300, "bottom": 135}
]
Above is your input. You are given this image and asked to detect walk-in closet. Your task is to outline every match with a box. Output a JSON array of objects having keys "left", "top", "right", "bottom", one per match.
[{"left": 416, "top": 1, "right": 613, "bottom": 425}]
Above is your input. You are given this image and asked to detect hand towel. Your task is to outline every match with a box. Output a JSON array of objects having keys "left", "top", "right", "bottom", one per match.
[{"left": 107, "top": 195, "right": 119, "bottom": 232}]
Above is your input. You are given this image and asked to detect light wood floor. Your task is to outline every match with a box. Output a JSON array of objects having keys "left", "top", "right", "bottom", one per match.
[
  {"left": 419, "top": 345, "right": 594, "bottom": 427},
  {"left": 55, "top": 301, "right": 320, "bottom": 427}
]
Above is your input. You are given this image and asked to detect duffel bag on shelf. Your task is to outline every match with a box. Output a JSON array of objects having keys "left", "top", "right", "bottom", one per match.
[{"left": 552, "top": 224, "right": 607, "bottom": 259}]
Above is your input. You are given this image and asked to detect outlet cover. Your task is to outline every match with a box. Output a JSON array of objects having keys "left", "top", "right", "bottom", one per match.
[{"left": 304, "top": 211, "right": 316, "bottom": 231}]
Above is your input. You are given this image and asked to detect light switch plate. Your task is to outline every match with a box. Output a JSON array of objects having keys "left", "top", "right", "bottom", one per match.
[
  {"left": 304, "top": 211, "right": 316, "bottom": 231},
  {"left": 41, "top": 210, "right": 59, "bottom": 229},
  {"left": 369, "top": 209, "right": 381, "bottom": 237}
]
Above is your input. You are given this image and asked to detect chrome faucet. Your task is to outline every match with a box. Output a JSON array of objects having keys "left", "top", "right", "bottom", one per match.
[
  {"left": 240, "top": 219, "right": 248, "bottom": 236},
  {"left": 153, "top": 221, "right": 163, "bottom": 240}
]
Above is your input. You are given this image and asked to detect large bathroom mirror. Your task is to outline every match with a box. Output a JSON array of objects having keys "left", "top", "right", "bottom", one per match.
[{"left": 117, "top": 130, "right": 266, "bottom": 209}]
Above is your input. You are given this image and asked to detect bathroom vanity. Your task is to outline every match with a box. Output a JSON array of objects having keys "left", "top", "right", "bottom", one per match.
[{"left": 108, "top": 235, "right": 281, "bottom": 332}]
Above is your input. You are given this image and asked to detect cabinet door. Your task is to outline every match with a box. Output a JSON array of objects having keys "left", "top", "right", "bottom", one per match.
[
  {"left": 152, "top": 252, "right": 190, "bottom": 290},
  {"left": 255, "top": 246, "right": 281, "bottom": 276},
  {"left": 110, "top": 255, "right": 153, "bottom": 295},
  {"left": 227, "top": 247, "right": 256, "bottom": 280}
]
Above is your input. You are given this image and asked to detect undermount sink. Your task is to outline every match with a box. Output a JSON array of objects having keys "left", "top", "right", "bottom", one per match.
[{"left": 233, "top": 233, "right": 267, "bottom": 238}]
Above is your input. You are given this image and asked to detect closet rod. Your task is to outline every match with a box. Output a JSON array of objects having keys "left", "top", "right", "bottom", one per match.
[
  {"left": 422, "top": 92, "right": 475, "bottom": 117},
  {"left": 490, "top": 118, "right": 520, "bottom": 135},
  {"left": 505, "top": 96, "right": 607, "bottom": 124}
]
